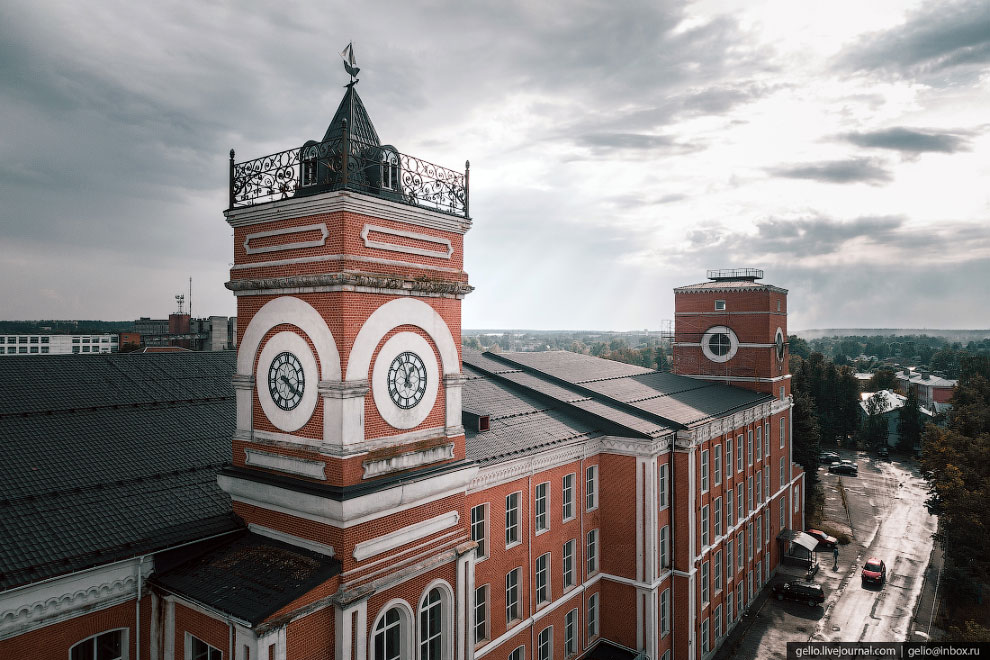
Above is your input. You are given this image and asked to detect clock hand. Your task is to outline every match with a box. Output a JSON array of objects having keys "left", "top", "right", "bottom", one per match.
[{"left": 280, "top": 374, "right": 299, "bottom": 396}]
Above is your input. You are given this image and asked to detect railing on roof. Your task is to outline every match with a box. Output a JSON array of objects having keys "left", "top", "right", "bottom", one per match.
[
  {"left": 228, "top": 120, "right": 469, "bottom": 217},
  {"left": 707, "top": 268, "right": 764, "bottom": 281}
]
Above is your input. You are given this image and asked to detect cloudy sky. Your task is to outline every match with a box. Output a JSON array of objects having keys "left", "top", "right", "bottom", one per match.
[{"left": 2, "top": 1, "right": 989, "bottom": 331}]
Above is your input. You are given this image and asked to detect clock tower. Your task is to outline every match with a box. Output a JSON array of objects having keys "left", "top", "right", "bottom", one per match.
[
  {"left": 671, "top": 268, "right": 790, "bottom": 399},
  {"left": 218, "top": 75, "right": 476, "bottom": 659}
]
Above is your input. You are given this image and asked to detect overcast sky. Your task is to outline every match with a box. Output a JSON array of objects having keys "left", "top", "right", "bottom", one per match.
[{"left": 2, "top": 1, "right": 988, "bottom": 331}]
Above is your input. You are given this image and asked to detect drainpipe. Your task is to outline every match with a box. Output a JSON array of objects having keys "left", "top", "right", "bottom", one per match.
[
  {"left": 229, "top": 621, "right": 235, "bottom": 660},
  {"left": 668, "top": 436, "right": 676, "bottom": 660},
  {"left": 136, "top": 555, "right": 145, "bottom": 660},
  {"left": 528, "top": 473, "right": 534, "bottom": 660}
]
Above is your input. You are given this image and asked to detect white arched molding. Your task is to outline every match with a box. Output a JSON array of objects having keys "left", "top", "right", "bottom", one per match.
[
  {"left": 235, "top": 296, "right": 341, "bottom": 437},
  {"left": 369, "top": 599, "right": 415, "bottom": 660},
  {"left": 418, "top": 579, "right": 455, "bottom": 660},
  {"left": 347, "top": 298, "right": 464, "bottom": 435}
]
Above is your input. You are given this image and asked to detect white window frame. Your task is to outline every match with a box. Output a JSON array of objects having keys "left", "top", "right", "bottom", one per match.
[
  {"left": 562, "top": 473, "right": 575, "bottom": 522},
  {"left": 737, "top": 483, "right": 744, "bottom": 521},
  {"left": 726, "top": 436, "right": 733, "bottom": 476},
  {"left": 506, "top": 492, "right": 521, "bottom": 548},
  {"left": 701, "top": 505, "right": 710, "bottom": 547},
  {"left": 715, "top": 604, "right": 723, "bottom": 640},
  {"left": 714, "top": 497, "right": 723, "bottom": 538},
  {"left": 535, "top": 482, "right": 549, "bottom": 534},
  {"left": 701, "top": 449, "right": 710, "bottom": 493},
  {"left": 419, "top": 586, "right": 449, "bottom": 660},
  {"left": 780, "top": 417, "right": 786, "bottom": 449},
  {"left": 715, "top": 299, "right": 726, "bottom": 310},
  {"left": 471, "top": 503, "right": 488, "bottom": 561},
  {"left": 756, "top": 472, "right": 762, "bottom": 504},
  {"left": 701, "top": 617, "right": 710, "bottom": 655},
  {"left": 537, "top": 626, "right": 552, "bottom": 660},
  {"left": 756, "top": 514, "right": 762, "bottom": 550},
  {"left": 714, "top": 550, "right": 723, "bottom": 592},
  {"left": 779, "top": 457, "right": 785, "bottom": 493},
  {"left": 779, "top": 497, "right": 786, "bottom": 530},
  {"left": 727, "top": 590, "right": 734, "bottom": 624},
  {"left": 726, "top": 489, "right": 734, "bottom": 528},
  {"left": 756, "top": 427, "right": 762, "bottom": 463},
  {"left": 563, "top": 539, "right": 576, "bottom": 589},
  {"left": 506, "top": 568, "right": 521, "bottom": 624},
  {"left": 736, "top": 434, "right": 744, "bottom": 472},
  {"left": 71, "top": 629, "right": 128, "bottom": 660},
  {"left": 509, "top": 647, "right": 525, "bottom": 660},
  {"left": 727, "top": 539, "right": 734, "bottom": 578},
  {"left": 714, "top": 447, "right": 722, "bottom": 485},
  {"left": 737, "top": 532, "right": 744, "bottom": 570},
  {"left": 587, "top": 529, "right": 599, "bottom": 575},
  {"left": 701, "top": 560, "right": 710, "bottom": 606},
  {"left": 565, "top": 609, "right": 578, "bottom": 657},
  {"left": 747, "top": 523, "right": 753, "bottom": 560},
  {"left": 536, "top": 552, "right": 551, "bottom": 605},
  {"left": 474, "top": 584, "right": 489, "bottom": 645},
  {"left": 659, "top": 463, "right": 669, "bottom": 509},
  {"left": 186, "top": 633, "right": 222, "bottom": 660},
  {"left": 587, "top": 593, "right": 599, "bottom": 639},
  {"left": 765, "top": 422, "right": 771, "bottom": 458},
  {"left": 660, "top": 588, "right": 670, "bottom": 637},
  {"left": 766, "top": 512, "right": 771, "bottom": 548},
  {"left": 660, "top": 525, "right": 670, "bottom": 568},
  {"left": 747, "top": 476, "right": 753, "bottom": 512},
  {"left": 748, "top": 429, "right": 753, "bottom": 466},
  {"left": 370, "top": 604, "right": 413, "bottom": 660},
  {"left": 586, "top": 465, "right": 598, "bottom": 511},
  {"left": 793, "top": 486, "right": 799, "bottom": 513}
]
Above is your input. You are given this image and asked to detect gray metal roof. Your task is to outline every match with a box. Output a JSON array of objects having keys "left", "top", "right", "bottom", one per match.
[
  {"left": 674, "top": 280, "right": 788, "bottom": 294},
  {"left": 320, "top": 84, "right": 381, "bottom": 147}
]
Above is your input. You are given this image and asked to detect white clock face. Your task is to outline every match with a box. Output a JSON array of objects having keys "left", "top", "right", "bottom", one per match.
[
  {"left": 388, "top": 351, "right": 427, "bottom": 409},
  {"left": 268, "top": 351, "right": 304, "bottom": 410},
  {"left": 775, "top": 328, "right": 785, "bottom": 362}
]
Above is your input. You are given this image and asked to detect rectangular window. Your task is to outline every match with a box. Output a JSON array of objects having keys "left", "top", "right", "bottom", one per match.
[
  {"left": 738, "top": 533, "right": 745, "bottom": 570},
  {"left": 766, "top": 512, "right": 771, "bottom": 547},
  {"left": 562, "top": 474, "right": 575, "bottom": 521},
  {"left": 748, "top": 571, "right": 754, "bottom": 603},
  {"left": 660, "top": 588, "right": 670, "bottom": 637},
  {"left": 19, "top": 336, "right": 27, "bottom": 343},
  {"left": 190, "top": 636, "right": 222, "bottom": 660},
  {"left": 586, "top": 466, "right": 598, "bottom": 510},
  {"left": 535, "top": 482, "right": 549, "bottom": 533},
  {"left": 506, "top": 568, "right": 521, "bottom": 623},
  {"left": 30, "top": 346, "right": 38, "bottom": 353},
  {"left": 779, "top": 457, "right": 785, "bottom": 492},
  {"left": 726, "top": 489, "right": 734, "bottom": 527},
  {"left": 701, "top": 449, "right": 709, "bottom": 492},
  {"left": 727, "top": 539, "right": 734, "bottom": 578},
  {"left": 714, "top": 448, "right": 721, "bottom": 485},
  {"left": 536, "top": 553, "right": 550, "bottom": 605},
  {"left": 715, "top": 604, "right": 723, "bottom": 640},
  {"left": 748, "top": 429, "right": 753, "bottom": 466},
  {"left": 471, "top": 504, "right": 488, "bottom": 559},
  {"left": 565, "top": 609, "right": 577, "bottom": 657},
  {"left": 538, "top": 627, "right": 552, "bottom": 660},
  {"left": 587, "top": 593, "right": 599, "bottom": 638},
  {"left": 737, "top": 434, "right": 744, "bottom": 472},
  {"left": 701, "top": 617, "right": 710, "bottom": 655},
  {"left": 747, "top": 477, "right": 753, "bottom": 512},
  {"left": 780, "top": 417, "right": 786, "bottom": 449},
  {"left": 793, "top": 486, "right": 799, "bottom": 513},
  {"left": 766, "top": 422, "right": 771, "bottom": 457},
  {"left": 701, "top": 505, "right": 710, "bottom": 547},
  {"left": 714, "top": 550, "right": 723, "bottom": 591},
  {"left": 701, "top": 560, "right": 710, "bottom": 605},
  {"left": 41, "top": 346, "right": 49, "bottom": 353},
  {"left": 737, "top": 483, "right": 744, "bottom": 520},
  {"left": 474, "top": 585, "right": 489, "bottom": 644},
  {"left": 748, "top": 524, "right": 753, "bottom": 560},
  {"left": 756, "top": 514, "right": 762, "bottom": 549},
  {"left": 29, "top": 336, "right": 38, "bottom": 343},
  {"left": 563, "top": 539, "right": 576, "bottom": 589},
  {"left": 659, "top": 463, "right": 669, "bottom": 509},
  {"left": 587, "top": 529, "right": 598, "bottom": 575},
  {"left": 714, "top": 497, "right": 722, "bottom": 537},
  {"left": 659, "top": 525, "right": 670, "bottom": 568},
  {"left": 509, "top": 647, "right": 525, "bottom": 660},
  {"left": 506, "top": 493, "right": 520, "bottom": 546},
  {"left": 726, "top": 437, "right": 733, "bottom": 476},
  {"left": 756, "top": 427, "right": 762, "bottom": 463},
  {"left": 779, "top": 497, "right": 786, "bottom": 530},
  {"left": 756, "top": 472, "right": 762, "bottom": 503},
  {"left": 737, "top": 585, "right": 744, "bottom": 616},
  {"left": 727, "top": 590, "right": 734, "bottom": 624},
  {"left": 715, "top": 299, "right": 726, "bottom": 310}
]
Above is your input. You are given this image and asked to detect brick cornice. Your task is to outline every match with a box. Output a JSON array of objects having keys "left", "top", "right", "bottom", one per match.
[{"left": 225, "top": 270, "right": 474, "bottom": 299}]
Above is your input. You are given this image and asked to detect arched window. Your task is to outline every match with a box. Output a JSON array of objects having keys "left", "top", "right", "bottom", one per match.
[
  {"left": 70, "top": 629, "right": 126, "bottom": 660},
  {"left": 419, "top": 588, "right": 443, "bottom": 660},
  {"left": 374, "top": 608, "right": 403, "bottom": 660}
]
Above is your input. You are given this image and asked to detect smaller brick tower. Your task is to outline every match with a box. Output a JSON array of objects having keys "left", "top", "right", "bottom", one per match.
[{"left": 672, "top": 268, "right": 789, "bottom": 399}]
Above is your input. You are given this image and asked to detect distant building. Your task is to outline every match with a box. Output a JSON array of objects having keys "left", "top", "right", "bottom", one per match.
[
  {"left": 0, "top": 333, "right": 118, "bottom": 356},
  {"left": 859, "top": 389, "right": 934, "bottom": 447},
  {"left": 895, "top": 369, "right": 956, "bottom": 407},
  {"left": 135, "top": 315, "right": 236, "bottom": 351}
]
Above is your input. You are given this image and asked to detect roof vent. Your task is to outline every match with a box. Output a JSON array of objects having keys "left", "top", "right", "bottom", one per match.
[
  {"left": 462, "top": 408, "right": 491, "bottom": 433},
  {"left": 707, "top": 268, "right": 763, "bottom": 282}
]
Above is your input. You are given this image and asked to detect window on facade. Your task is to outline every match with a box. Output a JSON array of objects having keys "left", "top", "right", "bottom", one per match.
[
  {"left": 537, "top": 626, "right": 552, "bottom": 660},
  {"left": 715, "top": 299, "right": 726, "bottom": 310},
  {"left": 70, "top": 630, "right": 124, "bottom": 660},
  {"left": 714, "top": 550, "right": 723, "bottom": 592},
  {"left": 747, "top": 430, "right": 753, "bottom": 465},
  {"left": 726, "top": 437, "right": 733, "bottom": 475},
  {"left": 381, "top": 150, "right": 400, "bottom": 191},
  {"left": 587, "top": 529, "right": 598, "bottom": 575},
  {"left": 587, "top": 594, "right": 599, "bottom": 638},
  {"left": 562, "top": 474, "right": 575, "bottom": 521},
  {"left": 302, "top": 154, "right": 317, "bottom": 187},
  {"left": 535, "top": 482, "right": 549, "bottom": 533},
  {"left": 737, "top": 483, "right": 744, "bottom": 521},
  {"left": 659, "top": 463, "right": 669, "bottom": 509},
  {"left": 756, "top": 472, "right": 762, "bottom": 503},
  {"left": 727, "top": 591, "right": 734, "bottom": 625},
  {"left": 708, "top": 332, "right": 731, "bottom": 356},
  {"left": 18, "top": 336, "right": 27, "bottom": 343},
  {"left": 660, "top": 588, "right": 671, "bottom": 637},
  {"left": 420, "top": 588, "right": 443, "bottom": 660},
  {"left": 756, "top": 427, "right": 762, "bottom": 463},
  {"left": 565, "top": 609, "right": 577, "bottom": 657},
  {"left": 41, "top": 346, "right": 49, "bottom": 353},
  {"left": 793, "top": 486, "right": 799, "bottom": 513},
  {"left": 701, "top": 617, "right": 710, "bottom": 655},
  {"left": 736, "top": 435, "right": 743, "bottom": 472},
  {"left": 747, "top": 477, "right": 753, "bottom": 512},
  {"left": 701, "top": 505, "right": 710, "bottom": 547},
  {"left": 72, "top": 346, "right": 80, "bottom": 354},
  {"left": 780, "top": 417, "right": 786, "bottom": 449},
  {"left": 726, "top": 489, "right": 734, "bottom": 527},
  {"left": 766, "top": 512, "right": 771, "bottom": 547},
  {"left": 714, "top": 448, "right": 721, "bottom": 485},
  {"left": 506, "top": 493, "right": 520, "bottom": 546},
  {"left": 563, "top": 539, "right": 575, "bottom": 589},
  {"left": 471, "top": 504, "right": 488, "bottom": 559},
  {"left": 701, "top": 560, "right": 710, "bottom": 605},
  {"left": 765, "top": 422, "right": 771, "bottom": 457},
  {"left": 536, "top": 553, "right": 550, "bottom": 605},
  {"left": 190, "top": 636, "right": 222, "bottom": 660},
  {"left": 715, "top": 604, "right": 723, "bottom": 640},
  {"left": 509, "top": 647, "right": 525, "bottom": 660},
  {"left": 756, "top": 515, "right": 762, "bottom": 549},
  {"left": 779, "top": 458, "right": 785, "bottom": 493},
  {"left": 714, "top": 497, "right": 723, "bottom": 537},
  {"left": 29, "top": 336, "right": 38, "bottom": 343},
  {"left": 747, "top": 524, "right": 753, "bottom": 560},
  {"left": 738, "top": 533, "right": 745, "bottom": 570},
  {"left": 727, "top": 540, "right": 734, "bottom": 578},
  {"left": 586, "top": 466, "right": 598, "bottom": 510},
  {"left": 737, "top": 586, "right": 744, "bottom": 617},
  {"left": 660, "top": 524, "right": 669, "bottom": 568},
  {"left": 780, "top": 386, "right": 785, "bottom": 400},
  {"left": 779, "top": 497, "right": 786, "bottom": 530},
  {"left": 506, "top": 569, "right": 521, "bottom": 623},
  {"left": 475, "top": 585, "right": 488, "bottom": 645},
  {"left": 30, "top": 346, "right": 38, "bottom": 353},
  {"left": 700, "top": 449, "right": 709, "bottom": 492}
]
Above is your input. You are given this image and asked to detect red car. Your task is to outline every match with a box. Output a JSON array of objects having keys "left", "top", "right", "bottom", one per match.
[
  {"left": 805, "top": 529, "right": 838, "bottom": 550},
  {"left": 861, "top": 558, "right": 886, "bottom": 585}
]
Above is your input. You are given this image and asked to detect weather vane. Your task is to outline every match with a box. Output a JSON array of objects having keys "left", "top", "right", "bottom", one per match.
[{"left": 340, "top": 42, "right": 360, "bottom": 85}]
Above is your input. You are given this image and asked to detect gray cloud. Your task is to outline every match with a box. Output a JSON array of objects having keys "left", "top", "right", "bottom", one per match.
[
  {"left": 770, "top": 159, "right": 892, "bottom": 185},
  {"left": 835, "top": 0, "right": 990, "bottom": 80},
  {"left": 842, "top": 127, "right": 971, "bottom": 154}
]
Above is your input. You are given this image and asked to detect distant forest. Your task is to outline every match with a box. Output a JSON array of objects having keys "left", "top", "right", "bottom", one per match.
[{"left": 0, "top": 320, "right": 134, "bottom": 334}]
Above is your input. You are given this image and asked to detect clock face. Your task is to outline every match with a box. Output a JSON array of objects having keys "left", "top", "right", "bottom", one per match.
[
  {"left": 268, "top": 351, "right": 305, "bottom": 411},
  {"left": 775, "top": 330, "right": 785, "bottom": 361},
  {"left": 387, "top": 351, "right": 427, "bottom": 409}
]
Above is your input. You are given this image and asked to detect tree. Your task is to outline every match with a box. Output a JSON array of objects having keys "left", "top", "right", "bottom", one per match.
[
  {"left": 866, "top": 369, "right": 897, "bottom": 392},
  {"left": 897, "top": 386, "right": 922, "bottom": 451},
  {"left": 791, "top": 390, "right": 821, "bottom": 496},
  {"left": 788, "top": 335, "right": 811, "bottom": 360},
  {"left": 858, "top": 392, "right": 889, "bottom": 450}
]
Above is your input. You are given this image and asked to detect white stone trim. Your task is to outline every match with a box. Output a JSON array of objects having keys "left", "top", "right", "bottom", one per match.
[
  {"left": 247, "top": 523, "right": 335, "bottom": 557},
  {"left": 343, "top": 530, "right": 466, "bottom": 579},
  {"left": 244, "top": 448, "right": 326, "bottom": 479},
  {"left": 354, "top": 512, "right": 460, "bottom": 561},
  {"left": 243, "top": 223, "right": 329, "bottom": 255},
  {"left": 346, "top": 298, "right": 459, "bottom": 381},
  {"left": 362, "top": 443, "right": 455, "bottom": 479},
  {"left": 678, "top": 342, "right": 778, "bottom": 349},
  {"left": 467, "top": 440, "right": 591, "bottom": 493},
  {"left": 230, "top": 252, "right": 464, "bottom": 274},
  {"left": 256, "top": 332, "right": 320, "bottom": 433},
  {"left": 679, "top": 373, "right": 791, "bottom": 383},
  {"left": 361, "top": 224, "right": 453, "bottom": 259},
  {"left": 371, "top": 332, "right": 441, "bottom": 430},
  {"left": 225, "top": 189, "right": 472, "bottom": 235},
  {"left": 700, "top": 326, "right": 739, "bottom": 363},
  {"left": 237, "top": 296, "right": 341, "bottom": 381}
]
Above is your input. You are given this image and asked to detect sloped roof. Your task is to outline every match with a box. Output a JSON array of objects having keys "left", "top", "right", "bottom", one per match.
[
  {"left": 320, "top": 84, "right": 381, "bottom": 146},
  {"left": 0, "top": 353, "right": 240, "bottom": 591}
]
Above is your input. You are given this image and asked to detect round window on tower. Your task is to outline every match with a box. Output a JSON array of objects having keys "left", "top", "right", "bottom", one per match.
[{"left": 701, "top": 326, "right": 739, "bottom": 363}]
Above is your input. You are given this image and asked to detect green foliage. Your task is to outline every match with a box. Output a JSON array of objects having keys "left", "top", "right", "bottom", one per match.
[
  {"left": 866, "top": 368, "right": 897, "bottom": 392},
  {"left": 791, "top": 390, "right": 821, "bottom": 495},
  {"left": 792, "top": 353, "right": 862, "bottom": 446},
  {"left": 858, "top": 392, "right": 889, "bottom": 450},
  {"left": 947, "top": 620, "right": 990, "bottom": 643},
  {"left": 897, "top": 386, "right": 923, "bottom": 451},
  {"left": 788, "top": 335, "right": 811, "bottom": 360}
]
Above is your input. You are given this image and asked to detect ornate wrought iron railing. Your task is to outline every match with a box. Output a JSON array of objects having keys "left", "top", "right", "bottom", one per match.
[{"left": 228, "top": 121, "right": 469, "bottom": 217}]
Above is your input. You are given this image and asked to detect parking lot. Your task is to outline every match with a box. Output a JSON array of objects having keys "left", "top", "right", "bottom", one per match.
[{"left": 717, "top": 450, "right": 937, "bottom": 659}]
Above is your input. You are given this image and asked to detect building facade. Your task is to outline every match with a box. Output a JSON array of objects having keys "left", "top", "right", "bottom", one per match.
[
  {"left": 0, "top": 333, "right": 119, "bottom": 355},
  {"left": 0, "top": 81, "right": 803, "bottom": 660}
]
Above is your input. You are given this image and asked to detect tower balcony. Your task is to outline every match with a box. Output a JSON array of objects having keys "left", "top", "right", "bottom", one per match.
[{"left": 228, "top": 128, "right": 469, "bottom": 218}]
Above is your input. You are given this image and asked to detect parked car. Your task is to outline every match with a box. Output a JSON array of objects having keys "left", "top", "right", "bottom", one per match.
[
  {"left": 805, "top": 529, "right": 838, "bottom": 550},
  {"left": 861, "top": 558, "right": 887, "bottom": 586},
  {"left": 820, "top": 451, "right": 839, "bottom": 462},
  {"left": 829, "top": 462, "right": 858, "bottom": 475},
  {"left": 772, "top": 581, "right": 826, "bottom": 606}
]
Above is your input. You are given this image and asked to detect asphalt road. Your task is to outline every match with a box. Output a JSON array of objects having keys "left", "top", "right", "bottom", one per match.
[{"left": 720, "top": 451, "right": 937, "bottom": 659}]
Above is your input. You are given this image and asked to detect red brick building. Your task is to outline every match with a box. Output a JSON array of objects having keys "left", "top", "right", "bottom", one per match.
[{"left": 0, "top": 81, "right": 802, "bottom": 660}]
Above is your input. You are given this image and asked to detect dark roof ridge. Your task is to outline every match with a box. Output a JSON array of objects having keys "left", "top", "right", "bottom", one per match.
[{"left": 0, "top": 397, "right": 233, "bottom": 420}]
